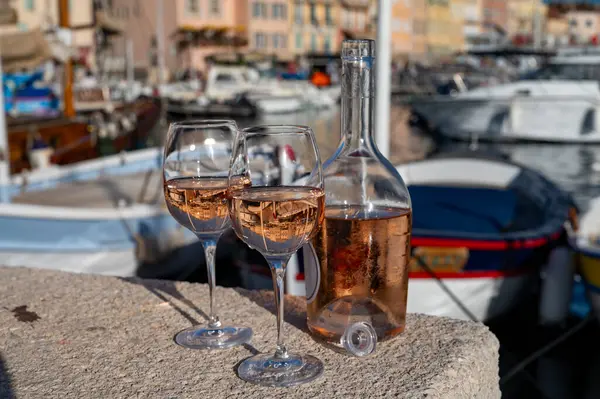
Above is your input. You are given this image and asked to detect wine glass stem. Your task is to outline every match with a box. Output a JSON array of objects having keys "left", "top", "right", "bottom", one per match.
[
  {"left": 266, "top": 256, "right": 290, "bottom": 360},
  {"left": 201, "top": 239, "right": 221, "bottom": 329}
]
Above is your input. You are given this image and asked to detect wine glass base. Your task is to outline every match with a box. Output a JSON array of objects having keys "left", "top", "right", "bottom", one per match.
[
  {"left": 237, "top": 352, "right": 324, "bottom": 387},
  {"left": 174, "top": 325, "right": 253, "bottom": 350}
]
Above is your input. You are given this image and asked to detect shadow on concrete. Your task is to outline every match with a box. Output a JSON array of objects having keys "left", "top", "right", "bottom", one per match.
[
  {"left": 0, "top": 354, "right": 15, "bottom": 399},
  {"left": 119, "top": 277, "right": 259, "bottom": 356},
  {"left": 120, "top": 277, "right": 209, "bottom": 325},
  {"left": 235, "top": 289, "right": 309, "bottom": 334}
]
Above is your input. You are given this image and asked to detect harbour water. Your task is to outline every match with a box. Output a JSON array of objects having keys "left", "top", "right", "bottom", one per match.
[{"left": 196, "top": 104, "right": 600, "bottom": 399}]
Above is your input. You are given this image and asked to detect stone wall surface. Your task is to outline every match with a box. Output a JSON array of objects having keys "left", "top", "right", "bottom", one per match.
[{"left": 0, "top": 267, "right": 500, "bottom": 398}]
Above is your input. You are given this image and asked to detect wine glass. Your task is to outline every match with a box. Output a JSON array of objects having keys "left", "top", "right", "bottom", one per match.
[
  {"left": 228, "top": 125, "right": 325, "bottom": 387},
  {"left": 163, "top": 120, "right": 252, "bottom": 349}
]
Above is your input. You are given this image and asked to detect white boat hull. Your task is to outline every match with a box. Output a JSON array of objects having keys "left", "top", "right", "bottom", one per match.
[
  {"left": 0, "top": 148, "right": 199, "bottom": 279},
  {"left": 412, "top": 81, "right": 600, "bottom": 143},
  {"left": 250, "top": 95, "right": 305, "bottom": 114}
]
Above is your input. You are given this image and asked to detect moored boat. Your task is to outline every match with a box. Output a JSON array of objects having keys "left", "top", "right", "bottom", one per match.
[
  {"left": 0, "top": 148, "right": 197, "bottom": 279},
  {"left": 570, "top": 196, "right": 600, "bottom": 321},
  {"left": 291, "top": 152, "right": 574, "bottom": 321},
  {"left": 410, "top": 51, "right": 600, "bottom": 143}
]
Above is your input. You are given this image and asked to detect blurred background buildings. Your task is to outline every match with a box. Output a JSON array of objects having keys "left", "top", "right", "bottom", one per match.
[{"left": 0, "top": 0, "right": 599, "bottom": 78}]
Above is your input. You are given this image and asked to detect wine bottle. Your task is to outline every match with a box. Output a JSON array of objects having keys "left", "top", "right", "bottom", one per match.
[{"left": 303, "top": 39, "right": 412, "bottom": 356}]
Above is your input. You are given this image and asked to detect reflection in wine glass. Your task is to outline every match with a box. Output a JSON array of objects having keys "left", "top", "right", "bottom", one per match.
[
  {"left": 229, "top": 125, "right": 325, "bottom": 387},
  {"left": 163, "top": 120, "right": 252, "bottom": 349}
]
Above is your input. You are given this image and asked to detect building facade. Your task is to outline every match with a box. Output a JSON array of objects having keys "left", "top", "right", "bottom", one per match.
[
  {"left": 4, "top": 0, "right": 95, "bottom": 67},
  {"left": 566, "top": 10, "right": 600, "bottom": 44},
  {"left": 247, "top": 0, "right": 291, "bottom": 56},
  {"left": 426, "top": 0, "right": 464, "bottom": 55},
  {"left": 340, "top": 0, "right": 373, "bottom": 41},
  {"left": 291, "top": 0, "right": 340, "bottom": 55},
  {"left": 391, "top": 0, "right": 413, "bottom": 56},
  {"left": 481, "top": 0, "right": 508, "bottom": 31},
  {"left": 175, "top": 0, "right": 248, "bottom": 72},
  {"left": 411, "top": 0, "right": 428, "bottom": 59},
  {"left": 451, "top": 0, "right": 483, "bottom": 49},
  {"left": 106, "top": 0, "right": 178, "bottom": 77}
]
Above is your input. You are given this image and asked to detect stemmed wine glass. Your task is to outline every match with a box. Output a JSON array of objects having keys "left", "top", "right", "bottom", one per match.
[
  {"left": 163, "top": 120, "right": 253, "bottom": 349},
  {"left": 228, "top": 125, "right": 325, "bottom": 387}
]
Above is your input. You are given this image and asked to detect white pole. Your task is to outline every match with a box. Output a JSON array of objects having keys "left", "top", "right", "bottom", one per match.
[
  {"left": 0, "top": 46, "right": 9, "bottom": 203},
  {"left": 156, "top": 0, "right": 166, "bottom": 85},
  {"left": 376, "top": 0, "right": 392, "bottom": 158}
]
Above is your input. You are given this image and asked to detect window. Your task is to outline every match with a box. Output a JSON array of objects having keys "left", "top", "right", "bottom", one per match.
[
  {"left": 261, "top": 3, "right": 268, "bottom": 18},
  {"left": 255, "top": 33, "right": 267, "bottom": 49},
  {"left": 586, "top": 19, "right": 593, "bottom": 28},
  {"left": 325, "top": 4, "right": 333, "bottom": 26},
  {"left": 273, "top": 34, "right": 286, "bottom": 49},
  {"left": 295, "top": 32, "right": 303, "bottom": 49},
  {"left": 295, "top": 4, "right": 303, "bottom": 24},
  {"left": 133, "top": 0, "right": 141, "bottom": 17},
  {"left": 215, "top": 74, "right": 236, "bottom": 83},
  {"left": 280, "top": 34, "right": 287, "bottom": 49},
  {"left": 210, "top": 0, "right": 220, "bottom": 15},
  {"left": 271, "top": 3, "right": 286, "bottom": 19},
  {"left": 324, "top": 35, "right": 331, "bottom": 53},
  {"left": 25, "top": 0, "right": 35, "bottom": 11},
  {"left": 569, "top": 19, "right": 577, "bottom": 27},
  {"left": 311, "top": 34, "right": 317, "bottom": 52},
  {"left": 187, "top": 0, "right": 199, "bottom": 13},
  {"left": 252, "top": 2, "right": 261, "bottom": 17},
  {"left": 310, "top": 3, "right": 317, "bottom": 25}
]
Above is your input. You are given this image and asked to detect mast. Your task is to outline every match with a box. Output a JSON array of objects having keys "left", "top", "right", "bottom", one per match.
[
  {"left": 59, "top": 0, "right": 75, "bottom": 117},
  {"left": 375, "top": 0, "right": 392, "bottom": 158},
  {"left": 156, "top": 0, "right": 166, "bottom": 85},
  {"left": 0, "top": 44, "right": 9, "bottom": 203}
]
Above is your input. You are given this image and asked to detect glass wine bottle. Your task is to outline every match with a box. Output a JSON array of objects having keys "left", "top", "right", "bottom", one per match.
[{"left": 303, "top": 39, "right": 412, "bottom": 356}]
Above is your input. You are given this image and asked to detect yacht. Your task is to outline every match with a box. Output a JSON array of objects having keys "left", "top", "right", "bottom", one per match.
[{"left": 410, "top": 49, "right": 600, "bottom": 143}]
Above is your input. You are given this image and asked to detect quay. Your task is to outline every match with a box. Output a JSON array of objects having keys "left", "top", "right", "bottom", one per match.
[{"left": 0, "top": 267, "right": 500, "bottom": 398}]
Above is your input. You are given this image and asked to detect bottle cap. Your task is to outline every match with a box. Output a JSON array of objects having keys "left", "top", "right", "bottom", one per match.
[{"left": 341, "top": 321, "right": 377, "bottom": 357}]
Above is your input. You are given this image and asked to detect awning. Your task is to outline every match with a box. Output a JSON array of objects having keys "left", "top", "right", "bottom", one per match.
[
  {"left": 0, "top": 29, "right": 53, "bottom": 73},
  {"left": 172, "top": 25, "right": 248, "bottom": 48},
  {"left": 95, "top": 11, "right": 124, "bottom": 35},
  {"left": 0, "top": 7, "right": 17, "bottom": 25},
  {"left": 340, "top": 0, "right": 371, "bottom": 9}
]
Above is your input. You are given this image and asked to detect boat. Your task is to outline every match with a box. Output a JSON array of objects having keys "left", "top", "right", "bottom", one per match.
[
  {"left": 0, "top": 24, "right": 161, "bottom": 175},
  {"left": 166, "top": 94, "right": 258, "bottom": 120},
  {"left": 409, "top": 50, "right": 600, "bottom": 143},
  {"left": 8, "top": 95, "right": 160, "bottom": 174},
  {"left": 570, "top": 195, "right": 600, "bottom": 322},
  {"left": 0, "top": 148, "right": 198, "bottom": 279},
  {"left": 204, "top": 65, "right": 306, "bottom": 114},
  {"left": 289, "top": 152, "right": 575, "bottom": 321}
]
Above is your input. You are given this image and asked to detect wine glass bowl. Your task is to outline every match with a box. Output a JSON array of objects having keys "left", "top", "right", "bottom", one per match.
[
  {"left": 228, "top": 125, "right": 325, "bottom": 387},
  {"left": 163, "top": 120, "right": 252, "bottom": 349}
]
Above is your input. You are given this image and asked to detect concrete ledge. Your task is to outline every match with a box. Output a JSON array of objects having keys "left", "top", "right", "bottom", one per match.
[{"left": 0, "top": 267, "right": 500, "bottom": 398}]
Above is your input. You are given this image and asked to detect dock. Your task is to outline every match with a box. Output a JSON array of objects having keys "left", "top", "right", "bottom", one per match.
[{"left": 0, "top": 267, "right": 500, "bottom": 398}]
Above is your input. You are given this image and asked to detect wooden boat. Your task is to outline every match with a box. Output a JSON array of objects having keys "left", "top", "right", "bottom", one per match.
[
  {"left": 7, "top": 96, "right": 160, "bottom": 174},
  {"left": 289, "top": 152, "right": 575, "bottom": 322},
  {"left": 1, "top": 148, "right": 198, "bottom": 279}
]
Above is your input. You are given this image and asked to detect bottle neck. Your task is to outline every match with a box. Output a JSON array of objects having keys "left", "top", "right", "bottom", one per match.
[{"left": 340, "top": 55, "right": 377, "bottom": 156}]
